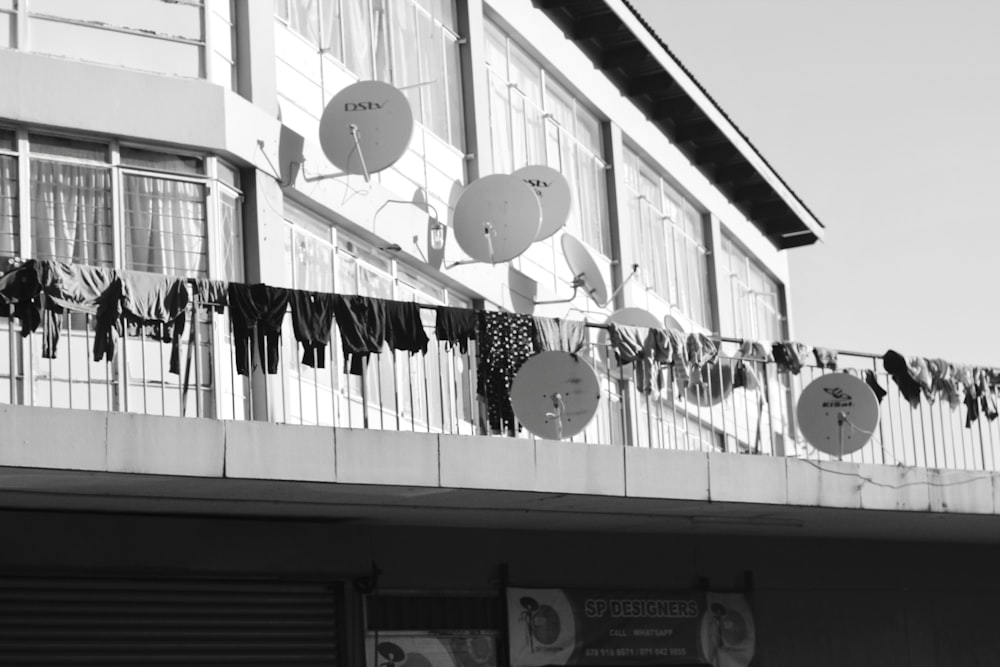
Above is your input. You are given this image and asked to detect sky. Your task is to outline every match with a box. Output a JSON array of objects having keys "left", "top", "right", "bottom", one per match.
[{"left": 629, "top": 0, "right": 1000, "bottom": 367}]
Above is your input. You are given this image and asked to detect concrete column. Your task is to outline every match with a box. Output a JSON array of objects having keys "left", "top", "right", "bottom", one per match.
[
  {"left": 234, "top": 0, "right": 279, "bottom": 117},
  {"left": 706, "top": 214, "right": 726, "bottom": 337},
  {"left": 456, "top": 0, "right": 492, "bottom": 181}
]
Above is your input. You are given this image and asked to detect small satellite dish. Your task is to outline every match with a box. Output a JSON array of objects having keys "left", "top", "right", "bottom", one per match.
[
  {"left": 511, "top": 351, "right": 601, "bottom": 440},
  {"left": 319, "top": 80, "right": 413, "bottom": 175},
  {"left": 797, "top": 372, "right": 879, "bottom": 457},
  {"left": 561, "top": 234, "right": 608, "bottom": 307},
  {"left": 512, "top": 165, "right": 571, "bottom": 242},
  {"left": 597, "top": 307, "right": 662, "bottom": 378},
  {"left": 664, "top": 313, "right": 687, "bottom": 333},
  {"left": 685, "top": 361, "right": 734, "bottom": 407},
  {"left": 452, "top": 174, "right": 541, "bottom": 263}
]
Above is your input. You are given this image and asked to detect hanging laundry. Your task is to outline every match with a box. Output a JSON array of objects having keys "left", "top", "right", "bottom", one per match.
[
  {"left": 813, "top": 346, "right": 838, "bottom": 371},
  {"left": 384, "top": 300, "right": 429, "bottom": 356},
  {"left": 685, "top": 332, "right": 719, "bottom": 395},
  {"left": 736, "top": 339, "right": 773, "bottom": 362},
  {"left": 193, "top": 278, "right": 229, "bottom": 314},
  {"left": 771, "top": 341, "right": 811, "bottom": 375},
  {"left": 332, "top": 293, "right": 387, "bottom": 376},
  {"left": 733, "top": 359, "right": 761, "bottom": 391},
  {"left": 228, "top": 283, "right": 291, "bottom": 376},
  {"left": 864, "top": 370, "right": 888, "bottom": 404},
  {"left": 476, "top": 310, "right": 535, "bottom": 436},
  {"left": 926, "top": 358, "right": 962, "bottom": 409},
  {"left": 0, "top": 259, "right": 42, "bottom": 338},
  {"left": 667, "top": 328, "right": 690, "bottom": 391},
  {"left": 120, "top": 271, "right": 190, "bottom": 374},
  {"left": 607, "top": 324, "right": 671, "bottom": 395},
  {"left": 883, "top": 350, "right": 921, "bottom": 408},
  {"left": 289, "top": 290, "right": 336, "bottom": 369},
  {"left": 435, "top": 305, "right": 477, "bottom": 354},
  {"left": 902, "top": 356, "right": 934, "bottom": 402},
  {"left": 533, "top": 316, "right": 587, "bottom": 355},
  {"left": 36, "top": 260, "right": 122, "bottom": 362}
]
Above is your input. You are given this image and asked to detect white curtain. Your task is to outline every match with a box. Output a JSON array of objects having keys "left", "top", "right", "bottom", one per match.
[
  {"left": 30, "top": 160, "right": 113, "bottom": 267},
  {"left": 0, "top": 156, "right": 16, "bottom": 257},
  {"left": 123, "top": 175, "right": 207, "bottom": 277}
]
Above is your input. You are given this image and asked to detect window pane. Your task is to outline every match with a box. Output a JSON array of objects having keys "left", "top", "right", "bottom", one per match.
[
  {"left": 29, "top": 16, "right": 202, "bottom": 78},
  {"left": 0, "top": 128, "right": 14, "bottom": 152},
  {"left": 0, "top": 13, "right": 13, "bottom": 49},
  {"left": 0, "top": 155, "right": 17, "bottom": 259},
  {"left": 30, "top": 161, "right": 114, "bottom": 267},
  {"left": 30, "top": 0, "right": 204, "bottom": 41},
  {"left": 123, "top": 175, "right": 207, "bottom": 277},
  {"left": 342, "top": 0, "right": 374, "bottom": 78},
  {"left": 220, "top": 187, "right": 244, "bottom": 282},
  {"left": 30, "top": 134, "right": 108, "bottom": 162},
  {"left": 122, "top": 146, "right": 204, "bottom": 175}
]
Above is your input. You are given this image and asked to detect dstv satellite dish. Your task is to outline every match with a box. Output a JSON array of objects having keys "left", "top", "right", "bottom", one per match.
[
  {"left": 686, "top": 361, "right": 734, "bottom": 407},
  {"left": 797, "top": 372, "right": 879, "bottom": 457},
  {"left": 319, "top": 80, "right": 413, "bottom": 176},
  {"left": 664, "top": 313, "right": 687, "bottom": 333},
  {"left": 512, "top": 165, "right": 571, "bottom": 242},
  {"left": 561, "top": 234, "right": 608, "bottom": 307},
  {"left": 511, "top": 351, "right": 601, "bottom": 440},
  {"left": 597, "top": 307, "right": 662, "bottom": 377},
  {"left": 452, "top": 174, "right": 541, "bottom": 264}
]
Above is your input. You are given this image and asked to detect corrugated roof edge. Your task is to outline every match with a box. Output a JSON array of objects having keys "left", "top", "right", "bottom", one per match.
[{"left": 620, "top": 0, "right": 826, "bottom": 232}]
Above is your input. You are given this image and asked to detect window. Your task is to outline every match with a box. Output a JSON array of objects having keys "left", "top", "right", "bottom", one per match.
[
  {"left": 484, "top": 21, "right": 610, "bottom": 255},
  {"left": 275, "top": 0, "right": 464, "bottom": 148},
  {"left": 2, "top": 0, "right": 236, "bottom": 86},
  {"left": 622, "top": 147, "right": 712, "bottom": 328},
  {"left": 0, "top": 128, "right": 242, "bottom": 281},
  {"left": 718, "top": 235, "right": 784, "bottom": 341}
]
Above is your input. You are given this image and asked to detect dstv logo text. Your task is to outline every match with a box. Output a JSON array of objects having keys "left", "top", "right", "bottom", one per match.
[
  {"left": 821, "top": 386, "right": 853, "bottom": 408},
  {"left": 343, "top": 100, "right": 387, "bottom": 111}
]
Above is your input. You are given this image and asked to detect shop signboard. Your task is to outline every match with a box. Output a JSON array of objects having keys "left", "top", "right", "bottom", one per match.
[{"left": 506, "top": 587, "right": 755, "bottom": 667}]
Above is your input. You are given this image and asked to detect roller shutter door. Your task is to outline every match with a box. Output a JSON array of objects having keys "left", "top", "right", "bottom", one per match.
[{"left": 0, "top": 576, "right": 341, "bottom": 666}]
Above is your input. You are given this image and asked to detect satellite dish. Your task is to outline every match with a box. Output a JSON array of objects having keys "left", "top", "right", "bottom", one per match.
[
  {"left": 511, "top": 351, "right": 601, "bottom": 440},
  {"left": 319, "top": 80, "right": 413, "bottom": 175},
  {"left": 664, "top": 313, "right": 687, "bottom": 333},
  {"left": 512, "top": 165, "right": 571, "bottom": 241},
  {"left": 452, "top": 174, "right": 541, "bottom": 263},
  {"left": 597, "top": 307, "right": 661, "bottom": 378},
  {"left": 685, "top": 361, "right": 734, "bottom": 407},
  {"left": 797, "top": 372, "right": 879, "bottom": 457},
  {"left": 561, "top": 234, "right": 608, "bottom": 307}
]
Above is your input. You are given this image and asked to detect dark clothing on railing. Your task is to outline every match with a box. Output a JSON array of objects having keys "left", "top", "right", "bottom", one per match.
[
  {"left": 384, "top": 299, "right": 429, "bottom": 356},
  {"left": 864, "top": 370, "right": 887, "bottom": 404},
  {"left": 193, "top": 278, "right": 229, "bottom": 314},
  {"left": 289, "top": 290, "right": 336, "bottom": 369},
  {"left": 772, "top": 341, "right": 811, "bottom": 375},
  {"left": 883, "top": 350, "right": 922, "bottom": 408},
  {"left": 37, "top": 260, "right": 121, "bottom": 362},
  {"left": 229, "top": 283, "right": 290, "bottom": 376},
  {"left": 0, "top": 260, "right": 42, "bottom": 338},
  {"left": 435, "top": 306, "right": 477, "bottom": 354},
  {"left": 120, "top": 272, "right": 190, "bottom": 374},
  {"left": 813, "top": 346, "right": 838, "bottom": 370},
  {"left": 477, "top": 310, "right": 535, "bottom": 436},
  {"left": 332, "top": 294, "right": 386, "bottom": 376}
]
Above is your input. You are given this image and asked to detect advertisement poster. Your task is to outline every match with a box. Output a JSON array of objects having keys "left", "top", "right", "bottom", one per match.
[
  {"left": 506, "top": 588, "right": 755, "bottom": 667},
  {"left": 366, "top": 631, "right": 498, "bottom": 667}
]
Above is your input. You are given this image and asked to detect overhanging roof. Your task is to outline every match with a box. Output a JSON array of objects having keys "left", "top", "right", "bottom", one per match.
[{"left": 532, "top": 0, "right": 825, "bottom": 248}]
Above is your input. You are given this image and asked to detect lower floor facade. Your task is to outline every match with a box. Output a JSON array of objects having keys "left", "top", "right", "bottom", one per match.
[{"left": 1, "top": 508, "right": 999, "bottom": 667}]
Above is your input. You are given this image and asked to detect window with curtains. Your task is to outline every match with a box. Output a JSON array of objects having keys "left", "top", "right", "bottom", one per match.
[
  {"left": 275, "top": 0, "right": 464, "bottom": 148},
  {"left": 484, "top": 21, "right": 610, "bottom": 255},
  {"left": 0, "top": 0, "right": 236, "bottom": 87},
  {"left": 622, "top": 147, "right": 712, "bottom": 329},
  {"left": 718, "top": 235, "right": 784, "bottom": 341},
  {"left": 0, "top": 128, "right": 243, "bottom": 282}
]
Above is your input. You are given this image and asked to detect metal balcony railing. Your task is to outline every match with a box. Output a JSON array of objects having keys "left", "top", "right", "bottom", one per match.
[{"left": 2, "top": 296, "right": 999, "bottom": 473}]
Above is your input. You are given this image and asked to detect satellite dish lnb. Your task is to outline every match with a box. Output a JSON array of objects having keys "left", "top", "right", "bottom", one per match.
[
  {"left": 512, "top": 165, "right": 571, "bottom": 242},
  {"left": 797, "top": 372, "right": 879, "bottom": 457},
  {"left": 561, "top": 234, "right": 608, "bottom": 307},
  {"left": 452, "top": 174, "right": 541, "bottom": 263},
  {"left": 319, "top": 80, "right": 414, "bottom": 175},
  {"left": 511, "top": 351, "right": 601, "bottom": 440}
]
